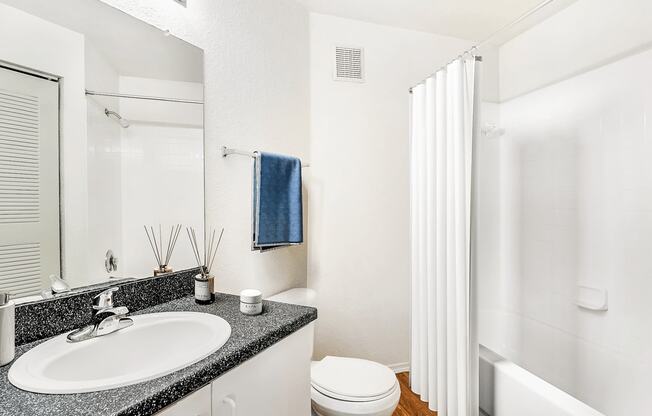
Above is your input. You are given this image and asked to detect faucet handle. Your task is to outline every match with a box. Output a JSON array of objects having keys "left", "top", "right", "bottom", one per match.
[{"left": 93, "top": 287, "right": 119, "bottom": 310}]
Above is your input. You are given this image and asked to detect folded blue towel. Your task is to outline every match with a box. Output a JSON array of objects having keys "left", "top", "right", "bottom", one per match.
[{"left": 253, "top": 151, "right": 303, "bottom": 251}]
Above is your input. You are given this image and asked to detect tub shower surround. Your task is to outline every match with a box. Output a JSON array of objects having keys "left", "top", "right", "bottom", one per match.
[{"left": 1, "top": 270, "right": 317, "bottom": 416}]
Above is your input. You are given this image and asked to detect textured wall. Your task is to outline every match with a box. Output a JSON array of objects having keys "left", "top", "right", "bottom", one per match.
[
  {"left": 308, "top": 13, "right": 471, "bottom": 367},
  {"left": 101, "top": 0, "right": 310, "bottom": 296}
]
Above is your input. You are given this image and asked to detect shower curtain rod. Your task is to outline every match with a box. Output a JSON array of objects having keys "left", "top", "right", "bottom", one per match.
[
  {"left": 409, "top": 0, "right": 557, "bottom": 93},
  {"left": 85, "top": 90, "right": 204, "bottom": 105}
]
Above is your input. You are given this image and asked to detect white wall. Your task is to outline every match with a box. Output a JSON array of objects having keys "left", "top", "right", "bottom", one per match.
[
  {"left": 499, "top": 0, "right": 652, "bottom": 101},
  {"left": 475, "top": 100, "right": 502, "bottom": 327},
  {"left": 308, "top": 13, "right": 471, "bottom": 366},
  {"left": 0, "top": 3, "right": 90, "bottom": 288},
  {"left": 100, "top": 0, "right": 310, "bottom": 295},
  {"left": 479, "top": 1, "right": 652, "bottom": 414}
]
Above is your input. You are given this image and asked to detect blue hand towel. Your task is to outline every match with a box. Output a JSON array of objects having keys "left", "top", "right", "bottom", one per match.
[{"left": 253, "top": 151, "right": 303, "bottom": 251}]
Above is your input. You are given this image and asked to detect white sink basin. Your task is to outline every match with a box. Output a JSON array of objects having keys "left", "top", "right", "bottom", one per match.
[{"left": 8, "top": 312, "right": 231, "bottom": 394}]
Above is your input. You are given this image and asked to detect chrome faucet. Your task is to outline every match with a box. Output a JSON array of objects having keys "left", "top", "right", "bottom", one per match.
[{"left": 67, "top": 287, "right": 133, "bottom": 343}]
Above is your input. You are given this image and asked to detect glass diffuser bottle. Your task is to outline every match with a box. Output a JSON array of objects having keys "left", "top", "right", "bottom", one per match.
[{"left": 187, "top": 227, "right": 224, "bottom": 305}]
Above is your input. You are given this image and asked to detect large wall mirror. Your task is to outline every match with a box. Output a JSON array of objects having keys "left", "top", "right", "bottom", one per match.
[{"left": 0, "top": 0, "right": 204, "bottom": 301}]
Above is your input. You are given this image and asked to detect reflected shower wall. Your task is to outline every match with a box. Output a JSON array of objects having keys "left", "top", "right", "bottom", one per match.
[
  {"left": 118, "top": 77, "right": 204, "bottom": 277},
  {"left": 87, "top": 72, "right": 204, "bottom": 280}
]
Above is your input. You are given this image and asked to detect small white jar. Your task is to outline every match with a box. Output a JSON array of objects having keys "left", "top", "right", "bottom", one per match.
[{"left": 240, "top": 289, "right": 263, "bottom": 316}]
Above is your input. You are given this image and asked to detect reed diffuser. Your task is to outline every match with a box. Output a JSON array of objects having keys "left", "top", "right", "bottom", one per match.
[
  {"left": 144, "top": 224, "right": 182, "bottom": 276},
  {"left": 187, "top": 226, "right": 224, "bottom": 305}
]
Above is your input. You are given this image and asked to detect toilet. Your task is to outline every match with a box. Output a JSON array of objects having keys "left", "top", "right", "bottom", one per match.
[{"left": 267, "top": 289, "right": 401, "bottom": 416}]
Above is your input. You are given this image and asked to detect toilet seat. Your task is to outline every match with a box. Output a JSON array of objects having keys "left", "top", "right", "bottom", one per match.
[
  {"left": 311, "top": 384, "right": 401, "bottom": 416},
  {"left": 310, "top": 356, "right": 401, "bottom": 416},
  {"left": 311, "top": 356, "right": 398, "bottom": 402}
]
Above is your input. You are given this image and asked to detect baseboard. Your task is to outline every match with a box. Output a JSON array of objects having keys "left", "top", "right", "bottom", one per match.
[{"left": 388, "top": 362, "right": 410, "bottom": 374}]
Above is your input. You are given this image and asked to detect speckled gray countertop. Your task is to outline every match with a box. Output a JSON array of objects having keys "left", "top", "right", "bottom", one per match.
[{"left": 0, "top": 294, "right": 317, "bottom": 416}]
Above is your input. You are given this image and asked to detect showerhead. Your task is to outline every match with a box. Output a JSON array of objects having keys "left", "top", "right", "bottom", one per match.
[{"left": 104, "top": 108, "right": 130, "bottom": 128}]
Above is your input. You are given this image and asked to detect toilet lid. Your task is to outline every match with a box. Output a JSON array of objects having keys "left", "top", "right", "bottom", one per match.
[{"left": 311, "top": 356, "right": 398, "bottom": 402}]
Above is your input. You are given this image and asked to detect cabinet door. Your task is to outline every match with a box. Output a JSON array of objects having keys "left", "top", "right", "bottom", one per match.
[
  {"left": 212, "top": 323, "right": 314, "bottom": 416},
  {"left": 156, "top": 385, "right": 211, "bottom": 416}
]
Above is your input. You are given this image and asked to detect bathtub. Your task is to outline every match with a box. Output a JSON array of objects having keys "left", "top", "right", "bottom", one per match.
[{"left": 479, "top": 346, "right": 604, "bottom": 416}]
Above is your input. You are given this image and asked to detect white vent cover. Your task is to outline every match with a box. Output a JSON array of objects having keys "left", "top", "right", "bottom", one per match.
[{"left": 334, "top": 46, "right": 364, "bottom": 82}]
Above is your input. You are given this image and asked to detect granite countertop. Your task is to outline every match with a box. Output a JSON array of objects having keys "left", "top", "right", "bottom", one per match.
[{"left": 0, "top": 294, "right": 317, "bottom": 416}]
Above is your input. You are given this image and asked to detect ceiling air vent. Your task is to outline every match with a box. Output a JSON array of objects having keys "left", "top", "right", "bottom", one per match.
[{"left": 334, "top": 46, "right": 364, "bottom": 83}]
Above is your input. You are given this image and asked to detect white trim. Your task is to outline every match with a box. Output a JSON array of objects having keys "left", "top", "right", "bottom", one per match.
[
  {"left": 388, "top": 362, "right": 410, "bottom": 374},
  {"left": 0, "top": 60, "right": 60, "bottom": 82}
]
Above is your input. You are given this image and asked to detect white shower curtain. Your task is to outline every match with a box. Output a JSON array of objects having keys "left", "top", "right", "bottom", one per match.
[{"left": 409, "top": 56, "right": 480, "bottom": 416}]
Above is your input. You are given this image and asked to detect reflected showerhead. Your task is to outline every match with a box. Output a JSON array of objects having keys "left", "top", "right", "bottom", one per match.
[{"left": 104, "top": 108, "right": 130, "bottom": 128}]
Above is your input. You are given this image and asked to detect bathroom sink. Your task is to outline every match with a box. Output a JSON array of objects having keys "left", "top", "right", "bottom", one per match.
[{"left": 8, "top": 312, "right": 231, "bottom": 394}]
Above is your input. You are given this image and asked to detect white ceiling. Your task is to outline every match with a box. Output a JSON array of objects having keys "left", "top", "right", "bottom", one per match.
[
  {"left": 1, "top": 0, "right": 203, "bottom": 83},
  {"left": 295, "top": 0, "right": 577, "bottom": 42}
]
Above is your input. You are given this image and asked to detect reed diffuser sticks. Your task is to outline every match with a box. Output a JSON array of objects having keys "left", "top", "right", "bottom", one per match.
[
  {"left": 186, "top": 226, "right": 224, "bottom": 277},
  {"left": 144, "top": 224, "right": 182, "bottom": 274}
]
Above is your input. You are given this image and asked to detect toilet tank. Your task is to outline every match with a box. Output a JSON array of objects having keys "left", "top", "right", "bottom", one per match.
[{"left": 267, "top": 288, "right": 317, "bottom": 308}]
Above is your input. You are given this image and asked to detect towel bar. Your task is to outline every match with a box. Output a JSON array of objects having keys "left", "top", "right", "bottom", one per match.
[{"left": 221, "top": 146, "right": 310, "bottom": 168}]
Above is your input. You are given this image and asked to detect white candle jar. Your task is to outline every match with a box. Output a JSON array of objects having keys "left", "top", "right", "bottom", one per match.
[{"left": 240, "top": 289, "right": 263, "bottom": 315}]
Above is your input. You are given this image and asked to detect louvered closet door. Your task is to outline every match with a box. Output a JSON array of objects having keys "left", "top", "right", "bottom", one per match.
[{"left": 0, "top": 67, "right": 60, "bottom": 298}]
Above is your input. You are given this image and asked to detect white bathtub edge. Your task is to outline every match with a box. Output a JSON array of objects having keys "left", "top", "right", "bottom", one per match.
[{"left": 479, "top": 345, "right": 605, "bottom": 416}]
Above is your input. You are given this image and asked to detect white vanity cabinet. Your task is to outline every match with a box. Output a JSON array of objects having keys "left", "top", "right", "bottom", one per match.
[
  {"left": 155, "top": 323, "right": 314, "bottom": 416},
  {"left": 212, "top": 323, "right": 314, "bottom": 415}
]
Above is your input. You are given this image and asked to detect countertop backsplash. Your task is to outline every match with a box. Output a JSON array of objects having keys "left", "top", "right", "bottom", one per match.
[{"left": 14, "top": 269, "right": 198, "bottom": 345}]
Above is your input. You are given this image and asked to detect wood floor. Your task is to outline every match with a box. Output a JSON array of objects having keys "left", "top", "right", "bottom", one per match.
[{"left": 393, "top": 372, "right": 437, "bottom": 416}]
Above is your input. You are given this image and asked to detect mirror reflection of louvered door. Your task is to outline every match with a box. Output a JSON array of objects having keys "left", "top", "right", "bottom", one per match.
[{"left": 0, "top": 67, "right": 60, "bottom": 298}]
